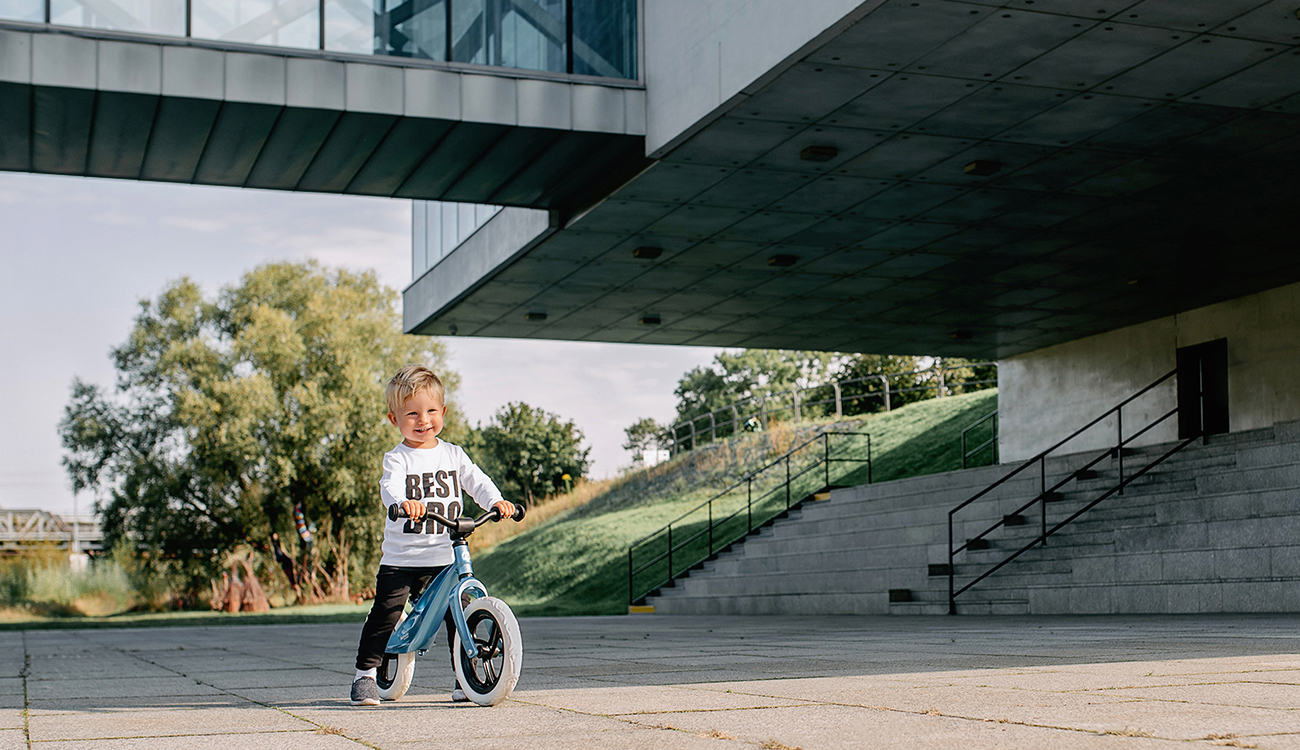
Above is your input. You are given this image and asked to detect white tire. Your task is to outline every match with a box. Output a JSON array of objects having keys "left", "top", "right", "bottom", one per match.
[
  {"left": 453, "top": 597, "right": 522, "bottom": 706},
  {"left": 377, "top": 612, "right": 416, "bottom": 701}
]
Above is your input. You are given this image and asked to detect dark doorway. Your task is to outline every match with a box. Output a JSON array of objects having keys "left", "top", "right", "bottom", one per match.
[{"left": 1177, "top": 338, "right": 1229, "bottom": 440}]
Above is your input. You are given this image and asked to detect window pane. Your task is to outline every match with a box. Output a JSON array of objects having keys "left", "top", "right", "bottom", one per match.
[
  {"left": 412, "top": 201, "right": 427, "bottom": 279},
  {"left": 324, "top": 0, "right": 370, "bottom": 53},
  {"left": 440, "top": 202, "right": 457, "bottom": 259},
  {"left": 51, "top": 0, "right": 185, "bottom": 35},
  {"left": 0, "top": 0, "right": 43, "bottom": 23},
  {"left": 572, "top": 0, "right": 636, "bottom": 79},
  {"left": 375, "top": 0, "right": 445, "bottom": 59},
  {"left": 192, "top": 0, "right": 319, "bottom": 49},
  {"left": 457, "top": 203, "right": 476, "bottom": 244},
  {"left": 452, "top": 0, "right": 564, "bottom": 74}
]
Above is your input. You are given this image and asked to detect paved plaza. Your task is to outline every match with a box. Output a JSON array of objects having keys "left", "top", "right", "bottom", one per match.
[{"left": 1, "top": 613, "right": 1298, "bottom": 749}]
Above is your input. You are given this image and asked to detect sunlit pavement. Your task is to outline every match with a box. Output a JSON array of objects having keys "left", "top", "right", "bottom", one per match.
[{"left": 3, "top": 614, "right": 1299, "bottom": 749}]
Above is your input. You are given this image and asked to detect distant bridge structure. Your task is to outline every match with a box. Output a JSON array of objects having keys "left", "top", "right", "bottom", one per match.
[{"left": 0, "top": 509, "right": 103, "bottom": 554}]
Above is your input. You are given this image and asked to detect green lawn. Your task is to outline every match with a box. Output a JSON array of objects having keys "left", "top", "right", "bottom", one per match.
[{"left": 472, "top": 389, "right": 997, "bottom": 617}]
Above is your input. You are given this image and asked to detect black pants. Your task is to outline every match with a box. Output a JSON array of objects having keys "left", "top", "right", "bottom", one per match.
[{"left": 355, "top": 565, "right": 458, "bottom": 672}]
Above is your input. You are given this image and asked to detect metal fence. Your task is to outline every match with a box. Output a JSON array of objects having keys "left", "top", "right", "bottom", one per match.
[{"left": 662, "top": 362, "right": 997, "bottom": 455}]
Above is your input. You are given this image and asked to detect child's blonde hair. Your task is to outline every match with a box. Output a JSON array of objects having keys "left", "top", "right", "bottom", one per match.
[{"left": 385, "top": 365, "right": 445, "bottom": 415}]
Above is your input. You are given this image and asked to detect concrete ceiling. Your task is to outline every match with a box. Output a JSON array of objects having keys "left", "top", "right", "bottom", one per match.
[{"left": 417, "top": 0, "right": 1300, "bottom": 358}]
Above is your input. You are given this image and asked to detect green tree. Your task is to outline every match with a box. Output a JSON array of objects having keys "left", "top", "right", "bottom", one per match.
[
  {"left": 61, "top": 261, "right": 455, "bottom": 605},
  {"left": 621, "top": 417, "right": 664, "bottom": 459},
  {"left": 673, "top": 349, "right": 845, "bottom": 424},
  {"left": 473, "top": 403, "right": 590, "bottom": 504}
]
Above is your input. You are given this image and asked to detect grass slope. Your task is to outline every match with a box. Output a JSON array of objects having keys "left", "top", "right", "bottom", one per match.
[{"left": 473, "top": 389, "right": 997, "bottom": 617}]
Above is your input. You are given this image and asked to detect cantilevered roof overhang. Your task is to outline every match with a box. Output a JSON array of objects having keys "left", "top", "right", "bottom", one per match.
[
  {"left": 406, "top": 0, "right": 1300, "bottom": 358},
  {"left": 0, "top": 26, "right": 646, "bottom": 209}
]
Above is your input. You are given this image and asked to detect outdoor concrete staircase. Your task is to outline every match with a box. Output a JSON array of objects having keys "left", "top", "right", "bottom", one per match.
[{"left": 647, "top": 420, "right": 1300, "bottom": 615}]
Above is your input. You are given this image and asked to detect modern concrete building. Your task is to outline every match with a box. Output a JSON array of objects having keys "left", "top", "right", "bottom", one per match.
[{"left": 4, "top": 0, "right": 1300, "bottom": 613}]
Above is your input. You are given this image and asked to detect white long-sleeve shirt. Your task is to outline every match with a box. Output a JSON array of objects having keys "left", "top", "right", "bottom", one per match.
[{"left": 378, "top": 440, "right": 505, "bottom": 567}]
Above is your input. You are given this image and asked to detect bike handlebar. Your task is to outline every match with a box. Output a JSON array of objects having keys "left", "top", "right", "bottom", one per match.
[{"left": 387, "top": 502, "right": 526, "bottom": 530}]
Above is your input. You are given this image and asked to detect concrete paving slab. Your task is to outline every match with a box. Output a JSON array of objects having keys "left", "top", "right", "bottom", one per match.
[
  {"left": 0, "top": 679, "right": 22, "bottom": 696},
  {"left": 0, "top": 729, "right": 25, "bottom": 750},
  {"left": 8, "top": 614, "right": 1300, "bottom": 749},
  {"left": 34, "top": 733, "right": 358, "bottom": 750},
  {"left": 514, "top": 684, "right": 817, "bottom": 715},
  {"left": 29, "top": 705, "right": 312, "bottom": 741},
  {"left": 0, "top": 710, "right": 20, "bottom": 730}
]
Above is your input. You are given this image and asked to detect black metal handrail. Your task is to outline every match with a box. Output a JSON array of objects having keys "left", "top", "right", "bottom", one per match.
[
  {"left": 628, "top": 428, "right": 871, "bottom": 605},
  {"left": 961, "top": 411, "right": 998, "bottom": 469},
  {"left": 947, "top": 368, "right": 1180, "bottom": 614}
]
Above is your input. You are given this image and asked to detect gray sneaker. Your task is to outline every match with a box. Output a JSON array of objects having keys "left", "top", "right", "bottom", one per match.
[{"left": 351, "top": 677, "right": 380, "bottom": 706}]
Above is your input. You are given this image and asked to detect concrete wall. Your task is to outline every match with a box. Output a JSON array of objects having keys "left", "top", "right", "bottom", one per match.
[
  {"left": 999, "top": 281, "right": 1300, "bottom": 463},
  {"left": 642, "top": 0, "right": 877, "bottom": 156}
]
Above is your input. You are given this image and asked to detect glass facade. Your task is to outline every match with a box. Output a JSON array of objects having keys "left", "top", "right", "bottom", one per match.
[
  {"left": 412, "top": 201, "right": 501, "bottom": 280},
  {"left": 192, "top": 0, "right": 318, "bottom": 49},
  {"left": 50, "top": 0, "right": 184, "bottom": 35},
  {"left": 5, "top": 0, "right": 636, "bottom": 80}
]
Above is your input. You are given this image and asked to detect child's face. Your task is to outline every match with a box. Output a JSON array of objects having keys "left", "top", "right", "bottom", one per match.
[{"left": 388, "top": 389, "right": 446, "bottom": 449}]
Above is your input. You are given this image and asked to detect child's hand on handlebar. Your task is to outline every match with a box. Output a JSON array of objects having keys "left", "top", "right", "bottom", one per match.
[
  {"left": 491, "top": 500, "right": 518, "bottom": 521},
  {"left": 401, "top": 500, "right": 426, "bottom": 521}
]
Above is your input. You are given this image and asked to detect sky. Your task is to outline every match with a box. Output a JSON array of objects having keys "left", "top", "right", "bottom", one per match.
[{"left": 0, "top": 171, "right": 721, "bottom": 517}]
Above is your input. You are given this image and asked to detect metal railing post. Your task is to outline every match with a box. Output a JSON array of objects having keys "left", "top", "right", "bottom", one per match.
[
  {"left": 785, "top": 456, "right": 791, "bottom": 509},
  {"left": 867, "top": 434, "right": 873, "bottom": 484},
  {"left": 628, "top": 547, "right": 634, "bottom": 604},
  {"left": 709, "top": 411, "right": 717, "bottom": 442},
  {"left": 667, "top": 525, "right": 673, "bottom": 581},
  {"left": 937, "top": 367, "right": 946, "bottom": 398},
  {"left": 760, "top": 397, "right": 768, "bottom": 429},
  {"left": 878, "top": 375, "right": 891, "bottom": 411},
  {"left": 708, "top": 501, "right": 713, "bottom": 555},
  {"left": 690, "top": 421, "right": 697, "bottom": 451},
  {"left": 833, "top": 381, "right": 842, "bottom": 418},
  {"left": 793, "top": 389, "right": 802, "bottom": 422},
  {"left": 1040, "top": 458, "right": 1048, "bottom": 547},
  {"left": 730, "top": 405, "right": 740, "bottom": 434},
  {"left": 948, "top": 514, "right": 955, "bottom": 615},
  {"left": 747, "top": 478, "right": 753, "bottom": 531},
  {"left": 824, "top": 433, "right": 830, "bottom": 486},
  {"left": 1117, "top": 408, "right": 1125, "bottom": 496}
]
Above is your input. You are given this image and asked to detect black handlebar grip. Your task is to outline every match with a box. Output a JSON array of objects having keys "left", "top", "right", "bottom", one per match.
[
  {"left": 512, "top": 504, "right": 526, "bottom": 522},
  {"left": 388, "top": 503, "right": 413, "bottom": 522}
]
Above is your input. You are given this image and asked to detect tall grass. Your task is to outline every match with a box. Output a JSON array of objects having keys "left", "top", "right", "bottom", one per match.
[{"left": 0, "top": 551, "right": 135, "bottom": 617}]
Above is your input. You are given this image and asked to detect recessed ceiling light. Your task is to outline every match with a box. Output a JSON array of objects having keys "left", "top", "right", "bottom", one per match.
[
  {"left": 800, "top": 145, "right": 838, "bottom": 162},
  {"left": 639, "top": 314, "right": 662, "bottom": 325},
  {"left": 632, "top": 246, "right": 663, "bottom": 259},
  {"left": 949, "top": 329, "right": 974, "bottom": 341},
  {"left": 768, "top": 254, "right": 799, "bottom": 268},
  {"left": 525, "top": 311, "right": 547, "bottom": 322},
  {"left": 964, "top": 160, "right": 1002, "bottom": 176}
]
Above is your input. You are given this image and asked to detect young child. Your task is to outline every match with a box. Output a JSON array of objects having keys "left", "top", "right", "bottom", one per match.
[{"left": 351, "top": 364, "right": 516, "bottom": 706}]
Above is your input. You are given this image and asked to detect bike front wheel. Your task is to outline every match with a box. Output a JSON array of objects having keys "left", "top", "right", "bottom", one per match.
[
  {"left": 377, "top": 612, "right": 416, "bottom": 701},
  {"left": 453, "top": 597, "right": 522, "bottom": 706}
]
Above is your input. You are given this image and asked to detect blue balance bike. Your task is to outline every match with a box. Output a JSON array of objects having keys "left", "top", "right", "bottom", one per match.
[{"left": 378, "top": 502, "right": 525, "bottom": 706}]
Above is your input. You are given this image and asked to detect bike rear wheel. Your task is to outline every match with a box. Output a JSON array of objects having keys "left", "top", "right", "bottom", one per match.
[{"left": 452, "top": 597, "right": 522, "bottom": 706}]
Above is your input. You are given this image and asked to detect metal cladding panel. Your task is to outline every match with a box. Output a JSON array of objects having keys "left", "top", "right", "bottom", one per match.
[
  {"left": 0, "top": 82, "right": 31, "bottom": 170},
  {"left": 441, "top": 126, "right": 560, "bottom": 202},
  {"left": 86, "top": 91, "right": 159, "bottom": 178},
  {"left": 31, "top": 34, "right": 95, "bottom": 89},
  {"left": 346, "top": 117, "right": 455, "bottom": 195},
  {"left": 138, "top": 96, "right": 221, "bottom": 182},
  {"left": 194, "top": 102, "right": 282, "bottom": 185},
  {"left": 516, "top": 78, "right": 572, "bottom": 130},
  {"left": 394, "top": 121, "right": 509, "bottom": 199},
  {"left": 0, "top": 30, "right": 31, "bottom": 84},
  {"left": 345, "top": 62, "right": 402, "bottom": 114},
  {"left": 244, "top": 107, "right": 340, "bottom": 190},
  {"left": 97, "top": 41, "right": 162, "bottom": 95},
  {"left": 488, "top": 130, "right": 610, "bottom": 206},
  {"left": 225, "top": 53, "right": 286, "bottom": 106},
  {"left": 161, "top": 47, "right": 223, "bottom": 100},
  {"left": 296, "top": 111, "right": 398, "bottom": 192},
  {"left": 287, "top": 58, "right": 345, "bottom": 109},
  {"left": 31, "top": 86, "right": 94, "bottom": 174},
  {"left": 404, "top": 67, "right": 461, "bottom": 120},
  {"left": 572, "top": 84, "right": 625, "bottom": 133},
  {"left": 461, "top": 74, "right": 516, "bottom": 125}
]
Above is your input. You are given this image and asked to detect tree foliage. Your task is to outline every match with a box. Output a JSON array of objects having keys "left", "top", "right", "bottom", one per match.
[
  {"left": 621, "top": 417, "right": 664, "bottom": 458},
  {"left": 61, "top": 262, "right": 455, "bottom": 604},
  {"left": 471, "top": 403, "right": 590, "bottom": 504}
]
